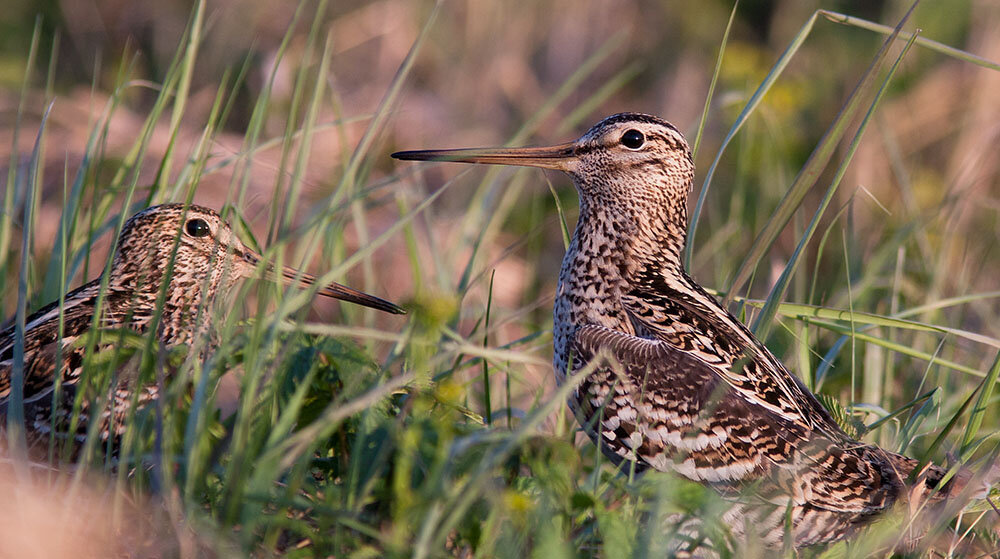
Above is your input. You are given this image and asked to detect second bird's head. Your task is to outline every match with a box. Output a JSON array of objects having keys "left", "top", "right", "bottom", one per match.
[{"left": 111, "top": 203, "right": 405, "bottom": 316}]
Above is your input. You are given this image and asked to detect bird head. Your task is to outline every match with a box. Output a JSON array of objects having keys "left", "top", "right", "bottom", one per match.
[
  {"left": 111, "top": 203, "right": 404, "bottom": 316},
  {"left": 392, "top": 112, "right": 695, "bottom": 233}
]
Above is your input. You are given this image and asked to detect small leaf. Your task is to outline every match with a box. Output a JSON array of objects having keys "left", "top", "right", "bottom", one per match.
[{"left": 815, "top": 393, "right": 863, "bottom": 439}]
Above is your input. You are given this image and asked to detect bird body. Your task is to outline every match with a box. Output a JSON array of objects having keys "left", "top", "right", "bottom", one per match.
[
  {"left": 1, "top": 203, "right": 404, "bottom": 455},
  {"left": 393, "top": 113, "right": 987, "bottom": 549}
]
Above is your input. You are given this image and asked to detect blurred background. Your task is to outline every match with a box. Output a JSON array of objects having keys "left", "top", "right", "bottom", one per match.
[
  {"left": 2, "top": 1, "right": 999, "bottom": 555},
  {"left": 1, "top": 0, "right": 998, "bottom": 437}
]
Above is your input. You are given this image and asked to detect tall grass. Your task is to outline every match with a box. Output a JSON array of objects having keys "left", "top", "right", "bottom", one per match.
[{"left": 1, "top": 0, "right": 999, "bottom": 557}]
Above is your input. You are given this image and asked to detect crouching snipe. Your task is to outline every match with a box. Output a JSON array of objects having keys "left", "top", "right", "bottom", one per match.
[{"left": 1, "top": 203, "right": 404, "bottom": 456}]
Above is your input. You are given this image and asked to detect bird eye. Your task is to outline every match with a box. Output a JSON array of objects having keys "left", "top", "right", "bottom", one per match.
[
  {"left": 620, "top": 129, "right": 645, "bottom": 149},
  {"left": 185, "top": 218, "right": 211, "bottom": 238}
]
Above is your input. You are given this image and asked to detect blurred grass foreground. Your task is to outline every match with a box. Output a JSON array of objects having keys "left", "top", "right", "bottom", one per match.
[{"left": 1, "top": 0, "right": 1000, "bottom": 557}]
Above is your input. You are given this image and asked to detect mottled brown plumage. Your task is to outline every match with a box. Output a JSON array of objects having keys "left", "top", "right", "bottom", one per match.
[
  {"left": 393, "top": 113, "right": 994, "bottom": 550},
  {"left": 1, "top": 203, "right": 403, "bottom": 455}
]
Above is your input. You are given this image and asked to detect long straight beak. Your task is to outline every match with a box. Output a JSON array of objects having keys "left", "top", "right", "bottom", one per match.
[
  {"left": 392, "top": 142, "right": 578, "bottom": 171},
  {"left": 243, "top": 252, "right": 405, "bottom": 315}
]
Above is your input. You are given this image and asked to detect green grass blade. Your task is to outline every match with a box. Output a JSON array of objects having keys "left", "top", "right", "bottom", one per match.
[
  {"left": 423, "top": 358, "right": 601, "bottom": 552},
  {"left": 750, "top": 29, "right": 919, "bottom": 339},
  {"left": 320, "top": 0, "right": 441, "bottom": 216},
  {"left": 6, "top": 101, "right": 53, "bottom": 466},
  {"left": 690, "top": 0, "right": 739, "bottom": 162},
  {"left": 719, "top": 292, "right": 1000, "bottom": 349},
  {"left": 556, "top": 62, "right": 643, "bottom": 137},
  {"left": 820, "top": 10, "right": 1000, "bottom": 70},
  {"left": 545, "top": 175, "right": 571, "bottom": 250},
  {"left": 156, "top": 0, "right": 205, "bottom": 195},
  {"left": 511, "top": 32, "right": 626, "bottom": 146},
  {"left": 721, "top": 3, "right": 917, "bottom": 307},
  {"left": 686, "top": 9, "right": 820, "bottom": 270},
  {"left": 960, "top": 350, "right": 1000, "bottom": 457},
  {"left": 801, "top": 317, "right": 988, "bottom": 380},
  {"left": 482, "top": 270, "right": 495, "bottom": 424},
  {"left": 910, "top": 379, "right": 982, "bottom": 483},
  {"left": 865, "top": 388, "right": 937, "bottom": 432},
  {"left": 0, "top": 17, "right": 41, "bottom": 298}
]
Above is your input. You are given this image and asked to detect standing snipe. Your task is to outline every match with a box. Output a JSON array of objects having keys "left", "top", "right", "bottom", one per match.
[
  {"left": 1, "top": 203, "right": 404, "bottom": 455},
  {"left": 393, "top": 113, "right": 994, "bottom": 549}
]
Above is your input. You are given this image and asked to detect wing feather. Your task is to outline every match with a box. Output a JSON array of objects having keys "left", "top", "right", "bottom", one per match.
[{"left": 569, "top": 323, "right": 903, "bottom": 518}]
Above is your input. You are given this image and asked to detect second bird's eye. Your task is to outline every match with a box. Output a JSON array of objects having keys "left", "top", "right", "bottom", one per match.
[
  {"left": 185, "top": 218, "right": 211, "bottom": 238},
  {"left": 621, "top": 129, "right": 645, "bottom": 149}
]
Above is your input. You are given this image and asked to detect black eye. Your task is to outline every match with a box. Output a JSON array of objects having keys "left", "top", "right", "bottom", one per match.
[
  {"left": 185, "top": 218, "right": 211, "bottom": 238},
  {"left": 620, "top": 129, "right": 645, "bottom": 149}
]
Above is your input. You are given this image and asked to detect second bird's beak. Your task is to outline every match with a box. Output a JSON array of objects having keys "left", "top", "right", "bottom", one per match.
[
  {"left": 392, "top": 142, "right": 578, "bottom": 172},
  {"left": 242, "top": 252, "right": 405, "bottom": 315}
]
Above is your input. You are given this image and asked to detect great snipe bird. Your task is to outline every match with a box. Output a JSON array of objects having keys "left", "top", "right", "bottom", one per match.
[
  {"left": 1, "top": 203, "right": 404, "bottom": 454},
  {"left": 393, "top": 113, "right": 994, "bottom": 549}
]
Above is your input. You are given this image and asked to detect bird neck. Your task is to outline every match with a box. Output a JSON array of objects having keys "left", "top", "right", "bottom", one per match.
[
  {"left": 104, "top": 268, "right": 210, "bottom": 347},
  {"left": 568, "top": 194, "right": 690, "bottom": 285},
  {"left": 552, "top": 198, "right": 688, "bottom": 373}
]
